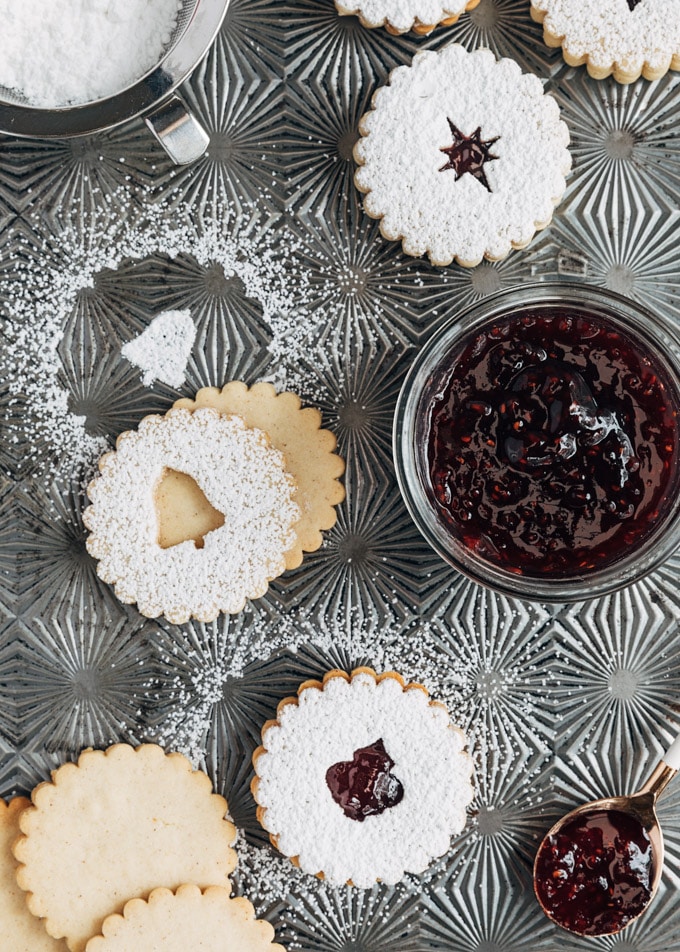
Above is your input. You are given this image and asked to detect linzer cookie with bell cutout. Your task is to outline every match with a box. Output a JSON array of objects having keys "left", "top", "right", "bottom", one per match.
[
  {"left": 334, "top": 0, "right": 480, "bottom": 36},
  {"left": 251, "top": 668, "right": 473, "bottom": 887},
  {"left": 354, "top": 45, "right": 571, "bottom": 267},
  {"left": 530, "top": 0, "right": 680, "bottom": 83},
  {"left": 84, "top": 384, "right": 344, "bottom": 623}
]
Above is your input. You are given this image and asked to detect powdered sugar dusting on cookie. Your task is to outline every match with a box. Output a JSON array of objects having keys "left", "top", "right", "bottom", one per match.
[
  {"left": 84, "top": 407, "right": 300, "bottom": 623},
  {"left": 254, "top": 671, "right": 473, "bottom": 887},
  {"left": 532, "top": 0, "right": 680, "bottom": 76},
  {"left": 354, "top": 45, "right": 571, "bottom": 267},
  {"left": 336, "top": 0, "right": 469, "bottom": 34}
]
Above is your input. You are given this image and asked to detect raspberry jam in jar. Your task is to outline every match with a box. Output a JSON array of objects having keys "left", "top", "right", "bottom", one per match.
[
  {"left": 534, "top": 809, "right": 653, "bottom": 936},
  {"left": 394, "top": 287, "right": 680, "bottom": 600}
]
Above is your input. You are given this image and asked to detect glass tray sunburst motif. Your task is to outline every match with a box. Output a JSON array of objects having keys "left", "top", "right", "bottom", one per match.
[{"left": 2, "top": 0, "right": 680, "bottom": 949}]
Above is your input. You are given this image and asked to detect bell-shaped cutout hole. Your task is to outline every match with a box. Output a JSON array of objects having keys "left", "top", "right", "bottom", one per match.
[{"left": 155, "top": 468, "right": 225, "bottom": 550}]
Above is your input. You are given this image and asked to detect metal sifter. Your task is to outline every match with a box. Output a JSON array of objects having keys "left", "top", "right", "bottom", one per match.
[{"left": 0, "top": 0, "right": 229, "bottom": 164}]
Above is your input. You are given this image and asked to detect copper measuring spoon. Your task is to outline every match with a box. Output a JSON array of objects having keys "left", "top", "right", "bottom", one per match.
[{"left": 533, "top": 733, "right": 680, "bottom": 937}]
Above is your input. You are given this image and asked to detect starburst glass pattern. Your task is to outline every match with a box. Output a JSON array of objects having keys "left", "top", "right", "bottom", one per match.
[
  {"left": 0, "top": 480, "right": 18, "bottom": 621},
  {"left": 549, "top": 208, "right": 680, "bottom": 322},
  {"left": 422, "top": 0, "right": 561, "bottom": 75},
  {"left": 430, "top": 589, "right": 554, "bottom": 761},
  {"left": 285, "top": 79, "right": 373, "bottom": 217},
  {"left": 421, "top": 879, "right": 554, "bottom": 950},
  {"left": 446, "top": 752, "right": 555, "bottom": 893},
  {"left": 13, "top": 613, "right": 158, "bottom": 754},
  {"left": 14, "top": 474, "right": 114, "bottom": 618},
  {"left": 553, "top": 70, "right": 680, "bottom": 215},
  {"left": 555, "top": 594, "right": 680, "bottom": 770},
  {"left": 0, "top": 124, "right": 167, "bottom": 222},
  {"left": 157, "top": 32, "right": 287, "bottom": 216},
  {"left": 279, "top": 882, "right": 423, "bottom": 952}
]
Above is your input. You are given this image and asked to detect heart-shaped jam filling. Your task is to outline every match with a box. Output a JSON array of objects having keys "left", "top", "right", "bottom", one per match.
[
  {"left": 155, "top": 468, "right": 225, "bottom": 549},
  {"left": 325, "top": 738, "right": 404, "bottom": 822}
]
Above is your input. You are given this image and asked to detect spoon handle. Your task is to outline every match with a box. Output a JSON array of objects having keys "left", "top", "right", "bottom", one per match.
[
  {"left": 663, "top": 733, "right": 680, "bottom": 771},
  {"left": 636, "top": 731, "right": 680, "bottom": 801}
]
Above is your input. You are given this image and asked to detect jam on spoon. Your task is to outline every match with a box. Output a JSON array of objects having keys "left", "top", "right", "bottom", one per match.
[
  {"left": 425, "top": 305, "right": 680, "bottom": 579},
  {"left": 533, "top": 733, "right": 680, "bottom": 936}
]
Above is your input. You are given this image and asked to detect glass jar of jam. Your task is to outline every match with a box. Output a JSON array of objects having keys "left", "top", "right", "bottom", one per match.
[{"left": 394, "top": 285, "right": 680, "bottom": 601}]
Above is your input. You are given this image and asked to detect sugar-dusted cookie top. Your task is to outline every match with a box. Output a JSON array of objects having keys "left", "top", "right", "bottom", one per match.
[
  {"left": 252, "top": 668, "right": 473, "bottom": 888},
  {"left": 531, "top": 0, "right": 680, "bottom": 82},
  {"left": 84, "top": 406, "right": 300, "bottom": 623},
  {"left": 354, "top": 45, "right": 571, "bottom": 267},
  {"left": 335, "top": 0, "right": 479, "bottom": 35},
  {"left": 173, "top": 382, "right": 345, "bottom": 571},
  {"left": 86, "top": 885, "right": 285, "bottom": 952},
  {"left": 0, "top": 798, "right": 68, "bottom": 952},
  {"left": 14, "top": 744, "right": 237, "bottom": 952}
]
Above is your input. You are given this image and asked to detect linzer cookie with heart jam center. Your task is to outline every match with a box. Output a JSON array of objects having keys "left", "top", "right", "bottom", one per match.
[
  {"left": 530, "top": 0, "right": 680, "bottom": 83},
  {"left": 354, "top": 44, "right": 571, "bottom": 267},
  {"left": 251, "top": 668, "right": 473, "bottom": 887}
]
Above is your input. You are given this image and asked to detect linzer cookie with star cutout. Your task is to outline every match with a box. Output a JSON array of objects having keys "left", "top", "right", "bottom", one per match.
[
  {"left": 354, "top": 45, "right": 571, "bottom": 267},
  {"left": 335, "top": 0, "right": 480, "bottom": 36},
  {"left": 251, "top": 668, "right": 473, "bottom": 887},
  {"left": 530, "top": 0, "right": 680, "bottom": 82}
]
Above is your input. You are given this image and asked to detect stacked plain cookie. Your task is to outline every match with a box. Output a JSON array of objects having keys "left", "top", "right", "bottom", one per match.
[
  {"left": 84, "top": 382, "right": 345, "bottom": 624},
  {"left": 2, "top": 744, "right": 284, "bottom": 952}
]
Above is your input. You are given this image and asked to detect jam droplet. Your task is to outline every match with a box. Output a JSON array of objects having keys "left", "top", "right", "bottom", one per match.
[
  {"left": 534, "top": 809, "right": 654, "bottom": 936},
  {"left": 439, "top": 120, "right": 500, "bottom": 193},
  {"left": 425, "top": 307, "right": 680, "bottom": 579},
  {"left": 627, "top": 0, "right": 643, "bottom": 10},
  {"left": 325, "top": 738, "right": 404, "bottom": 822}
]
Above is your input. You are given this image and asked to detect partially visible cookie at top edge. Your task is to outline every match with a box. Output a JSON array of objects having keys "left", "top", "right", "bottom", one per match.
[
  {"left": 85, "top": 885, "right": 286, "bottom": 952},
  {"left": 173, "top": 382, "right": 345, "bottom": 571},
  {"left": 530, "top": 0, "right": 680, "bottom": 83},
  {"left": 353, "top": 45, "right": 571, "bottom": 268},
  {"left": 334, "top": 0, "right": 480, "bottom": 36},
  {"left": 0, "top": 797, "right": 68, "bottom": 952},
  {"left": 13, "top": 744, "right": 237, "bottom": 952}
]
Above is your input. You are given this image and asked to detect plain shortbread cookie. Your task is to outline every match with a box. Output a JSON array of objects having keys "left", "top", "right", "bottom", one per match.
[
  {"left": 85, "top": 885, "right": 286, "bottom": 952},
  {"left": 13, "top": 744, "right": 237, "bottom": 952},
  {"left": 174, "top": 382, "right": 345, "bottom": 571},
  {"left": 0, "top": 798, "right": 67, "bottom": 952}
]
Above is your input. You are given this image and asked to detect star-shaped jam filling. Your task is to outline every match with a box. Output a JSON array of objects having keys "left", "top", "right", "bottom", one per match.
[
  {"left": 439, "top": 120, "right": 500, "bottom": 193},
  {"left": 626, "top": 0, "right": 642, "bottom": 9}
]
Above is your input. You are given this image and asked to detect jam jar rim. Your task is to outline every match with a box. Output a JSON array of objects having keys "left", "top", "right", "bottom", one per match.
[{"left": 393, "top": 282, "right": 680, "bottom": 603}]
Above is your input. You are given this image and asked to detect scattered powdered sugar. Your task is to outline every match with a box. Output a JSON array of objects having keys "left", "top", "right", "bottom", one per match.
[
  {"left": 122, "top": 309, "right": 197, "bottom": 388},
  {"left": 84, "top": 407, "right": 300, "bottom": 623},
  {"left": 1, "top": 201, "right": 337, "bottom": 479},
  {"left": 354, "top": 45, "right": 571, "bottom": 267},
  {"left": 253, "top": 671, "right": 473, "bottom": 888},
  {"left": 335, "top": 0, "right": 469, "bottom": 33},
  {"left": 532, "top": 0, "right": 680, "bottom": 76},
  {"left": 0, "top": 0, "right": 183, "bottom": 107}
]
